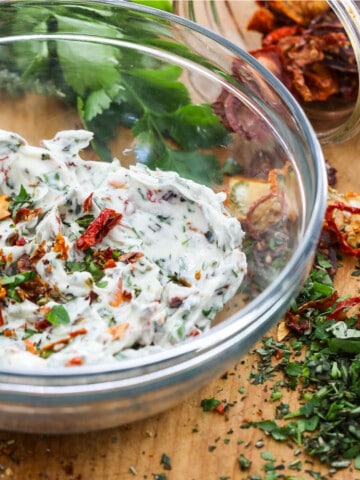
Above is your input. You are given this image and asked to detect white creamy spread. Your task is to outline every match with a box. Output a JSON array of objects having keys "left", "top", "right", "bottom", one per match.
[{"left": 0, "top": 129, "right": 246, "bottom": 368}]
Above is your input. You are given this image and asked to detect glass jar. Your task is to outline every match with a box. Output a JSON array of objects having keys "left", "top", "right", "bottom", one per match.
[{"left": 174, "top": 0, "right": 360, "bottom": 145}]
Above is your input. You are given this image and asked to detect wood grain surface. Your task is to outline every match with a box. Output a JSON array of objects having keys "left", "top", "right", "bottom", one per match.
[{"left": 0, "top": 66, "right": 360, "bottom": 480}]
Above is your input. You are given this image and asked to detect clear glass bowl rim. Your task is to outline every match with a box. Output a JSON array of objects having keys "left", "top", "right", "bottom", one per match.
[{"left": 0, "top": 0, "right": 327, "bottom": 390}]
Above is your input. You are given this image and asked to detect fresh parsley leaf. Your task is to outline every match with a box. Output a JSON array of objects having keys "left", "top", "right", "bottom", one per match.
[
  {"left": 124, "top": 65, "right": 190, "bottom": 116},
  {"left": 8, "top": 185, "right": 32, "bottom": 218},
  {"left": 46, "top": 304, "right": 71, "bottom": 326},
  {"left": 238, "top": 454, "right": 252, "bottom": 470},
  {"left": 200, "top": 397, "right": 221, "bottom": 412},
  {"left": 163, "top": 104, "right": 230, "bottom": 150},
  {"left": 56, "top": 38, "right": 121, "bottom": 96},
  {"left": 135, "top": 130, "right": 222, "bottom": 185},
  {"left": 0, "top": 3, "right": 228, "bottom": 186},
  {"left": 1, "top": 270, "right": 35, "bottom": 287},
  {"left": 328, "top": 338, "right": 360, "bottom": 354}
]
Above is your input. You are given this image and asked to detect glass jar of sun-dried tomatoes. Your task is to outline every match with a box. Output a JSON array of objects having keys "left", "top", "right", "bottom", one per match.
[{"left": 174, "top": 0, "right": 360, "bottom": 145}]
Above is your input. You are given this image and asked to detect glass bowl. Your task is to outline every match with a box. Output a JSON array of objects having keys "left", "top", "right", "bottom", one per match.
[
  {"left": 0, "top": 0, "right": 326, "bottom": 433},
  {"left": 174, "top": 0, "right": 360, "bottom": 145}
]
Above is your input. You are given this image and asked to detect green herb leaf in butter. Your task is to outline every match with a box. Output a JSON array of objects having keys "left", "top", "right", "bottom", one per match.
[{"left": 46, "top": 304, "right": 71, "bottom": 326}]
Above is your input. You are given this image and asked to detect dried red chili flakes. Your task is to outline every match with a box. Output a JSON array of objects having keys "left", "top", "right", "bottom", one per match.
[
  {"left": 298, "top": 291, "right": 339, "bottom": 314},
  {"left": 52, "top": 233, "right": 69, "bottom": 260},
  {"left": 15, "top": 274, "right": 51, "bottom": 304},
  {"left": 30, "top": 240, "right": 47, "bottom": 264},
  {"left": 76, "top": 208, "right": 122, "bottom": 251},
  {"left": 83, "top": 192, "right": 94, "bottom": 212},
  {"left": 39, "top": 327, "right": 87, "bottom": 354},
  {"left": 65, "top": 356, "right": 84, "bottom": 367},
  {"left": 13, "top": 207, "right": 42, "bottom": 224},
  {"left": 118, "top": 251, "right": 144, "bottom": 264},
  {"left": 92, "top": 247, "right": 117, "bottom": 269},
  {"left": 17, "top": 253, "right": 35, "bottom": 273}
]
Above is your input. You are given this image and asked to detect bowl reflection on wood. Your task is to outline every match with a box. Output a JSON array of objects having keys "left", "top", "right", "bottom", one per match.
[{"left": 0, "top": 0, "right": 326, "bottom": 433}]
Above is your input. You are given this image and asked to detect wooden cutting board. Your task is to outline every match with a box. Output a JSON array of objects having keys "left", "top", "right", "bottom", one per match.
[{"left": 0, "top": 77, "right": 359, "bottom": 480}]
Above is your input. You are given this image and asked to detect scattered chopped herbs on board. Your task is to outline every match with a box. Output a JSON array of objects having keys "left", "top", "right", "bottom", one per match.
[
  {"left": 200, "top": 244, "right": 360, "bottom": 478},
  {"left": 160, "top": 453, "right": 172, "bottom": 471},
  {"left": 243, "top": 249, "right": 360, "bottom": 475},
  {"left": 152, "top": 474, "right": 167, "bottom": 480},
  {"left": 238, "top": 453, "right": 252, "bottom": 471}
]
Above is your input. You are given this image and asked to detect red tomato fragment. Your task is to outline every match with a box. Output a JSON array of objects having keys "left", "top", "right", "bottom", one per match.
[{"left": 76, "top": 208, "right": 122, "bottom": 251}]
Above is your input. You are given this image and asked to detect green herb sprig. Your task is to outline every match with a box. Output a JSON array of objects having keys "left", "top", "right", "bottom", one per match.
[{"left": 0, "top": 3, "right": 230, "bottom": 186}]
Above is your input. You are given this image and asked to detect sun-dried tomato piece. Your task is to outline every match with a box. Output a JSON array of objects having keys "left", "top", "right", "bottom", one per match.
[
  {"left": 246, "top": 192, "right": 285, "bottom": 238},
  {"left": 257, "top": 1, "right": 328, "bottom": 26},
  {"left": 40, "top": 328, "right": 87, "bottom": 354},
  {"left": 246, "top": 2, "right": 358, "bottom": 103},
  {"left": 325, "top": 201, "right": 360, "bottom": 256},
  {"left": 30, "top": 240, "right": 47, "bottom": 264},
  {"left": 285, "top": 290, "right": 339, "bottom": 333},
  {"left": 297, "top": 291, "right": 339, "bottom": 314},
  {"left": 285, "top": 310, "right": 311, "bottom": 334},
  {"left": 247, "top": 5, "right": 277, "bottom": 34},
  {"left": 109, "top": 279, "right": 132, "bottom": 307},
  {"left": 34, "top": 319, "right": 52, "bottom": 331},
  {"left": 327, "top": 296, "right": 360, "bottom": 321},
  {"left": 250, "top": 45, "right": 293, "bottom": 90},
  {"left": 262, "top": 25, "right": 299, "bottom": 45},
  {"left": 211, "top": 71, "right": 271, "bottom": 143},
  {"left": 76, "top": 208, "right": 122, "bottom": 251}
]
